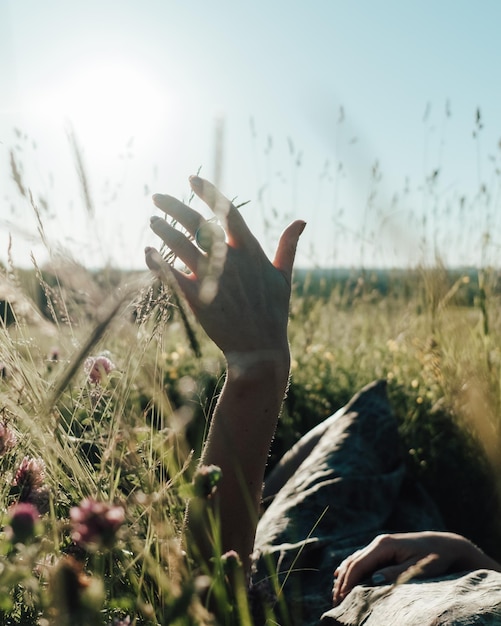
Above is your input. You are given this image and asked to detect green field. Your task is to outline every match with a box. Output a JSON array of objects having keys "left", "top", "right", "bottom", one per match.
[{"left": 0, "top": 258, "right": 500, "bottom": 625}]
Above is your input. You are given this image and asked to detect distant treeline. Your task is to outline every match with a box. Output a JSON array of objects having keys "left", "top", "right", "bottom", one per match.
[
  {"left": 293, "top": 267, "right": 501, "bottom": 307},
  {"left": 3, "top": 265, "right": 500, "bottom": 325}
]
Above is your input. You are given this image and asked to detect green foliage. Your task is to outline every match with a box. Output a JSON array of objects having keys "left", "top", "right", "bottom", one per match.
[
  {"left": 1, "top": 247, "right": 501, "bottom": 624},
  {"left": 4, "top": 106, "right": 501, "bottom": 624}
]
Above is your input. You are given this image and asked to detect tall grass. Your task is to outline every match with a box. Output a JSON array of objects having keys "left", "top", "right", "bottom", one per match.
[{"left": 1, "top": 115, "right": 501, "bottom": 624}]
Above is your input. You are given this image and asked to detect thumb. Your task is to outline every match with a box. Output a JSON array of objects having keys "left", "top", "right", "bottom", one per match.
[
  {"left": 371, "top": 561, "right": 413, "bottom": 585},
  {"left": 273, "top": 220, "right": 306, "bottom": 279}
]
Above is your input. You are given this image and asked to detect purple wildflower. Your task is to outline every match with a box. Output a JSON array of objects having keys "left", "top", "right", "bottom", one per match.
[
  {"left": 12, "top": 456, "right": 50, "bottom": 513},
  {"left": 28, "top": 485, "right": 51, "bottom": 514},
  {"left": 13, "top": 456, "right": 45, "bottom": 497},
  {"left": 84, "top": 355, "right": 115, "bottom": 384},
  {"left": 221, "top": 550, "right": 243, "bottom": 576},
  {"left": 0, "top": 422, "right": 16, "bottom": 455},
  {"left": 70, "top": 498, "right": 125, "bottom": 550},
  {"left": 6, "top": 502, "right": 39, "bottom": 543},
  {"left": 192, "top": 464, "right": 223, "bottom": 499},
  {"left": 219, "top": 550, "right": 245, "bottom": 601}
]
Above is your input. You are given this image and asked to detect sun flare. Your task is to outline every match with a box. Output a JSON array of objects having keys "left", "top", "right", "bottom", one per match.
[{"left": 39, "top": 59, "right": 169, "bottom": 150}]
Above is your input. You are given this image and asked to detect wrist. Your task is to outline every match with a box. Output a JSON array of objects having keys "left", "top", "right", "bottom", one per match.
[
  {"left": 226, "top": 347, "right": 290, "bottom": 375},
  {"left": 454, "top": 535, "right": 501, "bottom": 572}
]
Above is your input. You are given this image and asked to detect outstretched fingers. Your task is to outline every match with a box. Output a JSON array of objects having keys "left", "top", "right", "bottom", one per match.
[
  {"left": 152, "top": 193, "right": 204, "bottom": 236},
  {"left": 149, "top": 216, "right": 203, "bottom": 274},
  {"left": 144, "top": 246, "right": 198, "bottom": 303},
  {"left": 189, "top": 175, "right": 253, "bottom": 247}
]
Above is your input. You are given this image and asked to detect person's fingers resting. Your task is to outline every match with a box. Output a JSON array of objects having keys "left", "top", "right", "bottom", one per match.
[
  {"left": 372, "top": 553, "right": 440, "bottom": 586},
  {"left": 333, "top": 553, "right": 360, "bottom": 605},
  {"left": 332, "top": 532, "right": 463, "bottom": 606},
  {"left": 333, "top": 535, "right": 399, "bottom": 604}
]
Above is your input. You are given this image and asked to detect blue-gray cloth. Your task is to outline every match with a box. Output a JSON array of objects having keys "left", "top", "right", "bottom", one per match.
[{"left": 251, "top": 380, "right": 501, "bottom": 625}]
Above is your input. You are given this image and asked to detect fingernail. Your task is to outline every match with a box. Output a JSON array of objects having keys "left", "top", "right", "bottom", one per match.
[
  {"left": 150, "top": 216, "right": 161, "bottom": 224},
  {"left": 371, "top": 573, "right": 386, "bottom": 585},
  {"left": 145, "top": 246, "right": 168, "bottom": 274},
  {"left": 145, "top": 250, "right": 162, "bottom": 273},
  {"left": 189, "top": 175, "right": 202, "bottom": 188},
  {"left": 152, "top": 193, "right": 163, "bottom": 205}
]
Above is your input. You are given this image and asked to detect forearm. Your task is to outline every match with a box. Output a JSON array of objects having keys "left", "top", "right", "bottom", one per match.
[
  {"left": 185, "top": 350, "right": 290, "bottom": 575},
  {"left": 450, "top": 533, "right": 501, "bottom": 573},
  {"left": 146, "top": 176, "right": 304, "bottom": 579}
]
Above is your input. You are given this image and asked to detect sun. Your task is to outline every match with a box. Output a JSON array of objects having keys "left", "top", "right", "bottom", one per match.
[{"left": 40, "top": 58, "right": 170, "bottom": 151}]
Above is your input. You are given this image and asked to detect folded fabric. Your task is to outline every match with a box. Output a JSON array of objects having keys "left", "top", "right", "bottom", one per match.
[
  {"left": 321, "top": 569, "right": 501, "bottom": 626},
  {"left": 252, "top": 380, "right": 446, "bottom": 625}
]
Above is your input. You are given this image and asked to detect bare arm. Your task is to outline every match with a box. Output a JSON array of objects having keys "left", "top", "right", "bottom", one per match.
[
  {"left": 333, "top": 531, "right": 501, "bottom": 605},
  {"left": 145, "top": 175, "right": 305, "bottom": 576}
]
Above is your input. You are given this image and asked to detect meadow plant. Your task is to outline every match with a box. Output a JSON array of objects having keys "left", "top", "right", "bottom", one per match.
[
  {"left": 5, "top": 502, "right": 39, "bottom": 544},
  {"left": 192, "top": 464, "right": 223, "bottom": 499},
  {"left": 84, "top": 354, "right": 116, "bottom": 385},
  {"left": 70, "top": 499, "right": 125, "bottom": 550},
  {"left": 1, "top": 116, "right": 501, "bottom": 624},
  {"left": 0, "top": 422, "right": 16, "bottom": 455}
]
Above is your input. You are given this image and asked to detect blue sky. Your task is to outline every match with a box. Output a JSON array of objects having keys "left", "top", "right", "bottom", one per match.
[{"left": 1, "top": 1, "right": 501, "bottom": 268}]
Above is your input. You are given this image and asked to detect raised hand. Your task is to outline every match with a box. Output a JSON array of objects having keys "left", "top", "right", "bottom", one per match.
[
  {"left": 146, "top": 175, "right": 305, "bottom": 362},
  {"left": 145, "top": 175, "right": 305, "bottom": 575}
]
